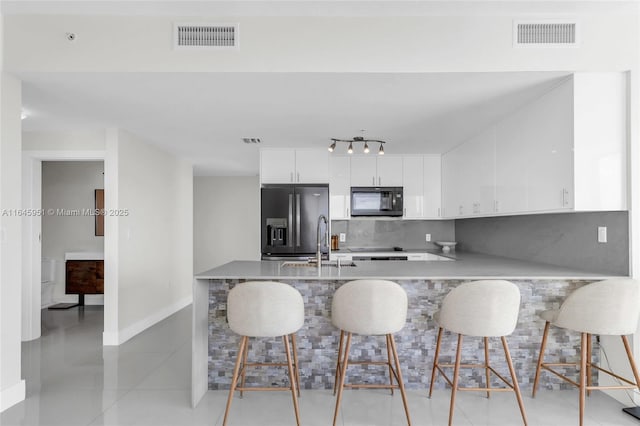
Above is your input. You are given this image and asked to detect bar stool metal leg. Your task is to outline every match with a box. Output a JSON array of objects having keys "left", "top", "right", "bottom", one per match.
[
  {"left": 579, "top": 333, "right": 587, "bottom": 426},
  {"left": 239, "top": 337, "right": 249, "bottom": 398},
  {"left": 283, "top": 335, "right": 301, "bottom": 426},
  {"left": 622, "top": 335, "right": 640, "bottom": 392},
  {"left": 386, "top": 334, "right": 395, "bottom": 395},
  {"left": 502, "top": 336, "right": 528, "bottom": 426},
  {"left": 532, "top": 321, "right": 551, "bottom": 398},
  {"left": 448, "top": 334, "right": 463, "bottom": 426},
  {"left": 429, "top": 327, "right": 443, "bottom": 398},
  {"left": 484, "top": 336, "right": 491, "bottom": 399},
  {"left": 291, "top": 333, "right": 301, "bottom": 397},
  {"left": 333, "top": 332, "right": 352, "bottom": 426},
  {"left": 389, "top": 334, "right": 412, "bottom": 426},
  {"left": 223, "top": 336, "right": 248, "bottom": 426},
  {"left": 333, "top": 330, "right": 344, "bottom": 396},
  {"left": 586, "top": 334, "right": 592, "bottom": 397}
]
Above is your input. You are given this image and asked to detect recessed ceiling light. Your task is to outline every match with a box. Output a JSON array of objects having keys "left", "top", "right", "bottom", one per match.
[
  {"left": 20, "top": 111, "right": 28, "bottom": 120},
  {"left": 242, "top": 138, "right": 261, "bottom": 144}
]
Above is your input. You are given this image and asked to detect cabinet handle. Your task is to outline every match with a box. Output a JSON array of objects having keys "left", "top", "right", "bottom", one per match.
[
  {"left": 494, "top": 200, "right": 499, "bottom": 212},
  {"left": 404, "top": 208, "right": 406, "bottom": 216},
  {"left": 459, "top": 205, "right": 463, "bottom": 215},
  {"left": 372, "top": 176, "right": 375, "bottom": 185},
  {"left": 290, "top": 172, "right": 293, "bottom": 183},
  {"left": 346, "top": 207, "right": 349, "bottom": 217},
  {"left": 438, "top": 207, "right": 441, "bottom": 217},
  {"left": 297, "top": 172, "right": 300, "bottom": 182},
  {"left": 562, "top": 188, "right": 570, "bottom": 207},
  {"left": 378, "top": 176, "right": 381, "bottom": 186}
]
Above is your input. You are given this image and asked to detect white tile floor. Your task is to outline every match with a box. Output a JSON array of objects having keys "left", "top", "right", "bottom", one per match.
[{"left": 2, "top": 305, "right": 639, "bottom": 425}]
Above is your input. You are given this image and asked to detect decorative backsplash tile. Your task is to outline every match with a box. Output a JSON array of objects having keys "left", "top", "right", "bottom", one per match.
[{"left": 208, "top": 279, "right": 594, "bottom": 391}]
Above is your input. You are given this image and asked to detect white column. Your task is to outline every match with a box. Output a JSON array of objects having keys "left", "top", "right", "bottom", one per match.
[{"left": 0, "top": 72, "right": 26, "bottom": 411}]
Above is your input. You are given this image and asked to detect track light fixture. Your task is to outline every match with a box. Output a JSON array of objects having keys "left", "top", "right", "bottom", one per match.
[{"left": 329, "top": 131, "right": 387, "bottom": 155}]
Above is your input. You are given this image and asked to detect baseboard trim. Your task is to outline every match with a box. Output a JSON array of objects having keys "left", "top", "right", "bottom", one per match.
[
  {"left": 0, "top": 380, "right": 25, "bottom": 412},
  {"left": 102, "top": 295, "right": 192, "bottom": 346}
]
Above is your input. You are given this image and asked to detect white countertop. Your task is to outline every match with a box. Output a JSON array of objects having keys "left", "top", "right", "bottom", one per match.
[{"left": 195, "top": 251, "right": 623, "bottom": 281}]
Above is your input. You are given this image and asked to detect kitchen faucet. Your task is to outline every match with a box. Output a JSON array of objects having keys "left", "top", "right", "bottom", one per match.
[{"left": 316, "top": 214, "right": 329, "bottom": 265}]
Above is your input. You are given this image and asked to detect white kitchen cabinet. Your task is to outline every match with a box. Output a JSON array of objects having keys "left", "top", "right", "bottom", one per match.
[
  {"left": 423, "top": 155, "right": 442, "bottom": 218},
  {"left": 329, "top": 156, "right": 351, "bottom": 220},
  {"left": 350, "top": 156, "right": 402, "bottom": 187},
  {"left": 495, "top": 108, "right": 528, "bottom": 214},
  {"left": 443, "top": 134, "right": 494, "bottom": 219},
  {"left": 402, "top": 156, "right": 423, "bottom": 218},
  {"left": 295, "top": 149, "right": 330, "bottom": 183},
  {"left": 260, "top": 148, "right": 329, "bottom": 184},
  {"left": 443, "top": 72, "right": 627, "bottom": 219},
  {"left": 464, "top": 128, "right": 496, "bottom": 215},
  {"left": 522, "top": 80, "right": 574, "bottom": 212},
  {"left": 377, "top": 156, "right": 403, "bottom": 186},
  {"left": 442, "top": 145, "right": 465, "bottom": 218},
  {"left": 260, "top": 149, "right": 295, "bottom": 184},
  {"left": 350, "top": 156, "right": 378, "bottom": 186},
  {"left": 402, "top": 155, "right": 442, "bottom": 219}
]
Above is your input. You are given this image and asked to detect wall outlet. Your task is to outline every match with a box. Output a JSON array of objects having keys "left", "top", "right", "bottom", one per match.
[
  {"left": 425, "top": 233, "right": 431, "bottom": 242},
  {"left": 339, "top": 233, "right": 346, "bottom": 242},
  {"left": 598, "top": 226, "right": 607, "bottom": 243}
]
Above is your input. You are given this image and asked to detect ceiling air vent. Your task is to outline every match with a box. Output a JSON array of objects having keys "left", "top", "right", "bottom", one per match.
[
  {"left": 174, "top": 23, "right": 239, "bottom": 49},
  {"left": 242, "top": 138, "right": 261, "bottom": 144},
  {"left": 514, "top": 21, "right": 579, "bottom": 47}
]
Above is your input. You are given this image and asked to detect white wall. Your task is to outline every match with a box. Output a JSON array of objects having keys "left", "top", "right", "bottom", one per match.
[
  {"left": 2, "top": 8, "right": 638, "bottom": 72},
  {"left": 23, "top": 129, "right": 106, "bottom": 151},
  {"left": 0, "top": 73, "right": 26, "bottom": 411},
  {"left": 41, "top": 161, "right": 104, "bottom": 305},
  {"left": 103, "top": 129, "right": 193, "bottom": 345},
  {"left": 193, "top": 176, "right": 260, "bottom": 274}
]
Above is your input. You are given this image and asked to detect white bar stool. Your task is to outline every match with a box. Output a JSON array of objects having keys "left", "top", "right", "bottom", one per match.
[
  {"left": 428, "top": 280, "right": 527, "bottom": 426},
  {"left": 331, "top": 279, "right": 411, "bottom": 426},
  {"left": 532, "top": 278, "right": 640, "bottom": 426},
  {"left": 223, "top": 281, "right": 304, "bottom": 426}
]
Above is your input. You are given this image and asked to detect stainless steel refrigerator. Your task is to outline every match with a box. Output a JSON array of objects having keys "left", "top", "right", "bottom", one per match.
[{"left": 261, "top": 184, "right": 329, "bottom": 259}]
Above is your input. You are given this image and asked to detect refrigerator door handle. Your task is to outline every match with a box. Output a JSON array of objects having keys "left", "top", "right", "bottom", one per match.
[
  {"left": 288, "top": 194, "right": 293, "bottom": 247},
  {"left": 296, "top": 194, "right": 301, "bottom": 247}
]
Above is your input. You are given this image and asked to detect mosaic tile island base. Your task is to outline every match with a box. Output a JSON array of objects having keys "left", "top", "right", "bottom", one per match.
[{"left": 191, "top": 256, "right": 624, "bottom": 407}]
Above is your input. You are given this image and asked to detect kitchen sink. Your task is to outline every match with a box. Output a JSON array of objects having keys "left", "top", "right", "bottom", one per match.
[{"left": 281, "top": 261, "right": 356, "bottom": 268}]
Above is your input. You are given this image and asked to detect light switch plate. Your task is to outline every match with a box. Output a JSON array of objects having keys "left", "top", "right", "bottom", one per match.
[
  {"left": 339, "top": 233, "right": 346, "bottom": 242},
  {"left": 598, "top": 226, "right": 607, "bottom": 243},
  {"left": 425, "top": 233, "right": 431, "bottom": 242}
]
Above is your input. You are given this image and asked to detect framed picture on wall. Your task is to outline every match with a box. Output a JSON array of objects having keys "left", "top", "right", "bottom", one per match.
[{"left": 95, "top": 189, "right": 104, "bottom": 236}]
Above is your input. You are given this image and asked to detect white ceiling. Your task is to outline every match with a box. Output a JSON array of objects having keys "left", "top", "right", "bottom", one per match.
[{"left": 20, "top": 71, "right": 570, "bottom": 175}]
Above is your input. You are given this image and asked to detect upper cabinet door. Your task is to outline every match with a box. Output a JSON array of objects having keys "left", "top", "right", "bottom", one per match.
[
  {"left": 464, "top": 128, "right": 495, "bottom": 215},
  {"left": 442, "top": 146, "right": 464, "bottom": 218},
  {"left": 260, "top": 149, "right": 328, "bottom": 184},
  {"left": 329, "top": 156, "right": 351, "bottom": 219},
  {"left": 423, "top": 155, "right": 442, "bottom": 218},
  {"left": 525, "top": 80, "right": 574, "bottom": 212},
  {"left": 350, "top": 156, "right": 377, "bottom": 186},
  {"left": 295, "top": 149, "right": 329, "bottom": 183},
  {"left": 377, "top": 156, "right": 403, "bottom": 187},
  {"left": 495, "top": 109, "right": 528, "bottom": 214},
  {"left": 402, "top": 156, "right": 424, "bottom": 218},
  {"left": 261, "top": 149, "right": 295, "bottom": 184}
]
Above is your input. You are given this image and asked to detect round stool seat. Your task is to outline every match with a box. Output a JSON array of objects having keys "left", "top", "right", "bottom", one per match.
[
  {"left": 538, "top": 279, "right": 640, "bottom": 335},
  {"left": 436, "top": 280, "right": 520, "bottom": 337},
  {"left": 332, "top": 279, "right": 408, "bottom": 335},
  {"left": 228, "top": 281, "right": 304, "bottom": 337}
]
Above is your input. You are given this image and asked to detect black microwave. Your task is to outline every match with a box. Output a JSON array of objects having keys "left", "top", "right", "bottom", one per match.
[{"left": 350, "top": 187, "right": 403, "bottom": 217}]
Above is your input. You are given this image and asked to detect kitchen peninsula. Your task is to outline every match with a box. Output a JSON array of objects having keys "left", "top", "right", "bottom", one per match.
[{"left": 191, "top": 253, "right": 624, "bottom": 407}]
